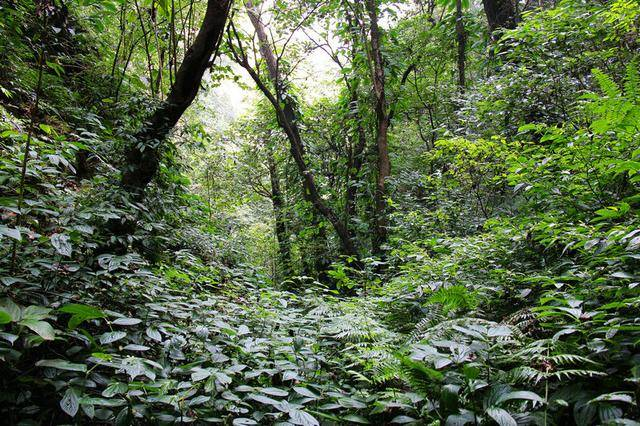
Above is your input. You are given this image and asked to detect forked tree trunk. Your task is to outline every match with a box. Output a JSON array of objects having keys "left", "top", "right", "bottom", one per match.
[
  {"left": 121, "top": 0, "right": 231, "bottom": 193},
  {"left": 239, "top": 1, "right": 358, "bottom": 256}
]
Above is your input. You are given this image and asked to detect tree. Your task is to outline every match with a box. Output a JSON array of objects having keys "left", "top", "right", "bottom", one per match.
[
  {"left": 455, "top": 0, "right": 467, "bottom": 92},
  {"left": 121, "top": 0, "right": 232, "bottom": 193},
  {"left": 265, "top": 138, "right": 293, "bottom": 277},
  {"left": 228, "top": 0, "right": 358, "bottom": 256},
  {"left": 365, "top": 0, "right": 391, "bottom": 255}
]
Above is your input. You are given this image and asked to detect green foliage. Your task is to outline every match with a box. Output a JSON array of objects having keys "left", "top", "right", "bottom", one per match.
[{"left": 1, "top": 0, "right": 639, "bottom": 424}]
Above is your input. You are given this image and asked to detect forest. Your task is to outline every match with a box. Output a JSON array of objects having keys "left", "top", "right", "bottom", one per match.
[{"left": 0, "top": 0, "right": 639, "bottom": 424}]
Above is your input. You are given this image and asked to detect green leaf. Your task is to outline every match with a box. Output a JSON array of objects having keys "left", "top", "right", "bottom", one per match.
[
  {"left": 60, "top": 388, "right": 80, "bottom": 417},
  {"left": 99, "top": 331, "right": 127, "bottom": 345},
  {"left": 440, "top": 384, "right": 460, "bottom": 417},
  {"left": 102, "top": 382, "right": 128, "bottom": 398},
  {"left": 112, "top": 317, "right": 142, "bottom": 326},
  {"left": 293, "top": 386, "right": 319, "bottom": 399},
  {"left": 122, "top": 344, "right": 150, "bottom": 351},
  {"left": 146, "top": 327, "right": 162, "bottom": 341},
  {"left": 0, "top": 299, "right": 21, "bottom": 321},
  {"left": 36, "top": 359, "right": 87, "bottom": 372},
  {"left": 59, "top": 304, "right": 105, "bottom": 317},
  {"left": 51, "top": 233, "right": 72, "bottom": 257},
  {"left": 589, "top": 392, "right": 636, "bottom": 405},
  {"left": 19, "top": 319, "right": 55, "bottom": 340},
  {"left": 341, "top": 414, "right": 370, "bottom": 424},
  {"left": 496, "top": 391, "right": 544, "bottom": 405},
  {"left": 60, "top": 304, "right": 106, "bottom": 329},
  {"left": 249, "top": 393, "right": 280, "bottom": 406},
  {"left": 261, "top": 387, "right": 288, "bottom": 397},
  {"left": 390, "top": 415, "right": 418, "bottom": 424},
  {"left": 232, "top": 419, "right": 258, "bottom": 425},
  {"left": 39, "top": 123, "right": 53, "bottom": 134},
  {"left": 486, "top": 407, "right": 517, "bottom": 426},
  {"left": 0, "top": 225, "right": 21, "bottom": 241},
  {"left": 21, "top": 305, "right": 50, "bottom": 320},
  {"left": 289, "top": 409, "right": 320, "bottom": 426},
  {"left": 0, "top": 310, "right": 12, "bottom": 324}
]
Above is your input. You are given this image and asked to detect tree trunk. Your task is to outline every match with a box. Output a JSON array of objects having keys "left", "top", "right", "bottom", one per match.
[
  {"left": 343, "top": 7, "right": 367, "bottom": 231},
  {"left": 482, "top": 0, "right": 516, "bottom": 41},
  {"left": 366, "top": 0, "right": 391, "bottom": 255},
  {"left": 266, "top": 145, "right": 292, "bottom": 277},
  {"left": 455, "top": 0, "right": 466, "bottom": 93},
  {"left": 121, "top": 0, "right": 231, "bottom": 193},
  {"left": 345, "top": 121, "right": 366, "bottom": 225},
  {"left": 240, "top": 1, "right": 358, "bottom": 256}
]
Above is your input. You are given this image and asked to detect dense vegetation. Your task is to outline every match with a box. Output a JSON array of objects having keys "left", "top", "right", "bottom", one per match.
[{"left": 1, "top": 0, "right": 639, "bottom": 424}]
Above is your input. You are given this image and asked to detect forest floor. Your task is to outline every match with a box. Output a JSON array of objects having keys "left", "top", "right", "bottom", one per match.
[{"left": 130, "top": 271, "right": 409, "bottom": 424}]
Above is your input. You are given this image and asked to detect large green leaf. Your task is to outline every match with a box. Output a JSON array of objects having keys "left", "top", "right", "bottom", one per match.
[
  {"left": 496, "top": 391, "right": 544, "bottom": 405},
  {"left": 51, "top": 233, "right": 72, "bottom": 257},
  {"left": 0, "top": 298, "right": 21, "bottom": 322},
  {"left": 19, "top": 319, "right": 55, "bottom": 340},
  {"left": 0, "top": 310, "right": 12, "bottom": 324},
  {"left": 289, "top": 409, "right": 320, "bottom": 426},
  {"left": 60, "top": 388, "right": 79, "bottom": 417},
  {"left": 60, "top": 304, "right": 106, "bottom": 329},
  {"left": 486, "top": 407, "right": 517, "bottom": 426},
  {"left": 36, "top": 359, "right": 87, "bottom": 372}
]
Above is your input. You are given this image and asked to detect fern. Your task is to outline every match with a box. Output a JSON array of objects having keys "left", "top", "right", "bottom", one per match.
[
  {"left": 624, "top": 60, "right": 639, "bottom": 102},
  {"left": 427, "top": 284, "right": 478, "bottom": 314},
  {"left": 593, "top": 68, "right": 621, "bottom": 98},
  {"left": 396, "top": 355, "right": 443, "bottom": 395},
  {"left": 411, "top": 304, "right": 447, "bottom": 342},
  {"left": 370, "top": 357, "right": 403, "bottom": 385},
  {"left": 504, "top": 308, "right": 539, "bottom": 335}
]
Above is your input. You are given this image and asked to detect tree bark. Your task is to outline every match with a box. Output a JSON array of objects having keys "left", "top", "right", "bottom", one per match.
[
  {"left": 121, "top": 0, "right": 231, "bottom": 193},
  {"left": 482, "top": 0, "right": 516, "bottom": 41},
  {"left": 343, "top": 7, "right": 367, "bottom": 231},
  {"left": 365, "top": 0, "right": 391, "bottom": 255},
  {"left": 266, "top": 145, "right": 292, "bottom": 277},
  {"left": 236, "top": 1, "right": 358, "bottom": 256}
]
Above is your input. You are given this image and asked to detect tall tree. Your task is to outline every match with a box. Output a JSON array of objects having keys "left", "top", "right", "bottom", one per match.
[
  {"left": 228, "top": 1, "right": 358, "bottom": 256},
  {"left": 121, "top": 0, "right": 231, "bottom": 193},
  {"left": 365, "top": 0, "right": 391, "bottom": 255},
  {"left": 265, "top": 141, "right": 292, "bottom": 277}
]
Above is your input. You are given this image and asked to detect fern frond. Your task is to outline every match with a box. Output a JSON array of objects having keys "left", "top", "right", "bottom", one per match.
[
  {"left": 548, "top": 369, "right": 606, "bottom": 380},
  {"left": 543, "top": 353, "right": 599, "bottom": 366},
  {"left": 506, "top": 366, "right": 545, "bottom": 385},
  {"left": 427, "top": 284, "right": 478, "bottom": 314},
  {"left": 411, "top": 305, "right": 447, "bottom": 342},
  {"left": 371, "top": 358, "right": 403, "bottom": 384},
  {"left": 504, "top": 308, "right": 539, "bottom": 335},
  {"left": 624, "top": 60, "right": 639, "bottom": 102},
  {"left": 397, "top": 355, "right": 443, "bottom": 395},
  {"left": 593, "top": 68, "right": 621, "bottom": 98}
]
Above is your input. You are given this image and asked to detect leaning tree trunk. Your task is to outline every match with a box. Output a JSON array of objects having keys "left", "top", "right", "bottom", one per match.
[
  {"left": 121, "top": 0, "right": 231, "bottom": 193},
  {"left": 482, "top": 0, "right": 516, "bottom": 41},
  {"left": 366, "top": 0, "right": 391, "bottom": 256},
  {"left": 238, "top": 1, "right": 358, "bottom": 256}
]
